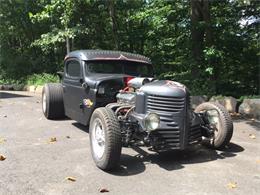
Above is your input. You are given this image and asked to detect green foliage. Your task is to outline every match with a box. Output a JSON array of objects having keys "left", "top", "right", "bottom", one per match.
[
  {"left": 0, "top": 73, "right": 58, "bottom": 87},
  {"left": 25, "top": 73, "right": 59, "bottom": 86},
  {"left": 210, "top": 95, "right": 225, "bottom": 100},
  {"left": 238, "top": 95, "right": 260, "bottom": 102},
  {"left": 0, "top": 0, "right": 259, "bottom": 97},
  {"left": 0, "top": 78, "right": 21, "bottom": 85}
]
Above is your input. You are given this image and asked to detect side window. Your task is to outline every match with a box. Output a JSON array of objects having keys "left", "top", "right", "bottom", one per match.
[{"left": 66, "top": 60, "right": 81, "bottom": 78}]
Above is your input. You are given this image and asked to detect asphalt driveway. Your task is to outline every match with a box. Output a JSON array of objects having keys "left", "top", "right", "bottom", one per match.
[{"left": 0, "top": 91, "right": 259, "bottom": 195}]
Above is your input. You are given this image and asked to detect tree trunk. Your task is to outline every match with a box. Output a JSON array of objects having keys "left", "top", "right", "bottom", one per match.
[
  {"left": 201, "top": 0, "right": 217, "bottom": 93},
  {"left": 191, "top": 0, "right": 204, "bottom": 77},
  {"left": 202, "top": 0, "right": 213, "bottom": 47},
  {"left": 191, "top": 0, "right": 215, "bottom": 92},
  {"left": 71, "top": 38, "right": 74, "bottom": 51},
  {"left": 66, "top": 36, "right": 70, "bottom": 54},
  {"left": 108, "top": 0, "right": 119, "bottom": 50}
]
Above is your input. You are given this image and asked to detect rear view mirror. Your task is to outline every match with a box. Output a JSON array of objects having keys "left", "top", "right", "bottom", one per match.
[
  {"left": 79, "top": 78, "right": 84, "bottom": 84},
  {"left": 57, "top": 71, "right": 64, "bottom": 81}
]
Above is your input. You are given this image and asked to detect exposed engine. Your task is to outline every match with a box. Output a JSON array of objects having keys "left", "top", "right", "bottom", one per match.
[
  {"left": 116, "top": 77, "right": 155, "bottom": 105},
  {"left": 107, "top": 77, "right": 196, "bottom": 151}
]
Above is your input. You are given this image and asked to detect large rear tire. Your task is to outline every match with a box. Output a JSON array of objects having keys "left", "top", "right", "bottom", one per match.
[
  {"left": 195, "top": 102, "right": 233, "bottom": 149},
  {"left": 89, "top": 107, "right": 122, "bottom": 170},
  {"left": 42, "top": 83, "right": 65, "bottom": 119}
]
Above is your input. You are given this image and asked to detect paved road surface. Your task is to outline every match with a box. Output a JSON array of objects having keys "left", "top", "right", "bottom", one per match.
[{"left": 0, "top": 91, "right": 259, "bottom": 195}]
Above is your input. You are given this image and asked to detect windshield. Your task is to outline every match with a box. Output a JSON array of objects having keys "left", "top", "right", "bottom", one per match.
[{"left": 86, "top": 60, "right": 154, "bottom": 77}]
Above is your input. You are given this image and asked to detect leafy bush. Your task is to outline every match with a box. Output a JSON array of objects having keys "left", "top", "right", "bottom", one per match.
[
  {"left": 209, "top": 95, "right": 226, "bottom": 100},
  {"left": 238, "top": 95, "right": 260, "bottom": 102},
  {"left": 0, "top": 78, "right": 21, "bottom": 85},
  {"left": 25, "top": 73, "right": 59, "bottom": 86}
]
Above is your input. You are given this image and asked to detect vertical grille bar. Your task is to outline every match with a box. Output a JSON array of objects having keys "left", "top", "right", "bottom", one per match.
[{"left": 147, "top": 95, "right": 187, "bottom": 149}]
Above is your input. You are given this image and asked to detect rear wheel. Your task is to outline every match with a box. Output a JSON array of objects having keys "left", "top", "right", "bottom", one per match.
[
  {"left": 89, "top": 107, "right": 122, "bottom": 170},
  {"left": 42, "top": 83, "right": 65, "bottom": 119},
  {"left": 195, "top": 102, "right": 233, "bottom": 149}
]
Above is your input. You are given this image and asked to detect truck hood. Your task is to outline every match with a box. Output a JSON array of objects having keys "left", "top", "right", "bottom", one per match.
[{"left": 85, "top": 73, "right": 129, "bottom": 88}]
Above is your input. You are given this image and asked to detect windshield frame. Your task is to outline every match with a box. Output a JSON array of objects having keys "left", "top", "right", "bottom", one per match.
[{"left": 84, "top": 60, "right": 154, "bottom": 77}]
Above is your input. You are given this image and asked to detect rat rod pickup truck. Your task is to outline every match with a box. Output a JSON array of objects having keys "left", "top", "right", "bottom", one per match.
[{"left": 42, "top": 50, "right": 233, "bottom": 170}]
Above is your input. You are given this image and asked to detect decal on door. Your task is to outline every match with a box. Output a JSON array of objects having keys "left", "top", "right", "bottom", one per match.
[{"left": 83, "top": 99, "right": 93, "bottom": 108}]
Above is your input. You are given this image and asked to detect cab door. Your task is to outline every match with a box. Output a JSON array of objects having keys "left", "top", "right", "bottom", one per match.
[{"left": 63, "top": 59, "right": 89, "bottom": 124}]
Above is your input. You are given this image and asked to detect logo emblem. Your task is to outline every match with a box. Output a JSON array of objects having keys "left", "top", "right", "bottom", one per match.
[
  {"left": 83, "top": 99, "right": 93, "bottom": 108},
  {"left": 165, "top": 80, "right": 185, "bottom": 91}
]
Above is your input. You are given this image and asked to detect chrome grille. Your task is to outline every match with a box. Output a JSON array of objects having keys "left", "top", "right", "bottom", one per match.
[
  {"left": 147, "top": 95, "right": 186, "bottom": 149},
  {"left": 189, "top": 124, "right": 202, "bottom": 144},
  {"left": 147, "top": 95, "right": 185, "bottom": 113},
  {"left": 151, "top": 127, "right": 181, "bottom": 149}
]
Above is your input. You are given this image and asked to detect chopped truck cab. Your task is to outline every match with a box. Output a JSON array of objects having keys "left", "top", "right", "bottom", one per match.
[{"left": 42, "top": 50, "right": 233, "bottom": 170}]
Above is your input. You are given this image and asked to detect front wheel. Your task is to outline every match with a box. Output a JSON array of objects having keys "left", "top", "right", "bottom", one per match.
[
  {"left": 89, "top": 107, "right": 122, "bottom": 170},
  {"left": 195, "top": 102, "right": 233, "bottom": 149}
]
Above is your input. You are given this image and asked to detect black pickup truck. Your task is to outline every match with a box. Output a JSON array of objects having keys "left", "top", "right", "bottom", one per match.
[{"left": 42, "top": 50, "right": 233, "bottom": 170}]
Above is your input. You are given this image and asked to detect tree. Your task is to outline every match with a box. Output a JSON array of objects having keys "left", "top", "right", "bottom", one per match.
[
  {"left": 108, "top": 0, "right": 119, "bottom": 49},
  {"left": 0, "top": 0, "right": 258, "bottom": 96}
]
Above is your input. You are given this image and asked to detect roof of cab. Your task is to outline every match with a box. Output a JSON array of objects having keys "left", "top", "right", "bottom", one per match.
[{"left": 64, "top": 50, "right": 152, "bottom": 64}]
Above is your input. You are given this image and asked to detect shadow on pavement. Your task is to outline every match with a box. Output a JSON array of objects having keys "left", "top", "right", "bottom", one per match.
[
  {"left": 0, "top": 92, "right": 31, "bottom": 99},
  {"left": 246, "top": 120, "right": 260, "bottom": 131},
  {"left": 232, "top": 117, "right": 260, "bottom": 131},
  {"left": 110, "top": 142, "right": 244, "bottom": 176},
  {"left": 72, "top": 122, "right": 89, "bottom": 133},
  {"left": 109, "top": 154, "right": 147, "bottom": 176},
  {"left": 72, "top": 121, "right": 244, "bottom": 176}
]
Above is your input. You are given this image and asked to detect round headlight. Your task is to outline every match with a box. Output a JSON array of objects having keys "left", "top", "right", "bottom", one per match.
[{"left": 144, "top": 113, "right": 160, "bottom": 131}]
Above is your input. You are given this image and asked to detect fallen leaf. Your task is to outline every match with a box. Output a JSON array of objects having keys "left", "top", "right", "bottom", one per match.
[
  {"left": 66, "top": 136, "right": 71, "bottom": 139},
  {"left": 227, "top": 182, "right": 237, "bottom": 189},
  {"left": 66, "top": 176, "right": 76, "bottom": 182},
  {"left": 230, "top": 112, "right": 237, "bottom": 116},
  {"left": 0, "top": 137, "right": 6, "bottom": 144},
  {"left": 249, "top": 134, "right": 256, "bottom": 139},
  {"left": 230, "top": 112, "right": 241, "bottom": 117},
  {"left": 49, "top": 137, "right": 57, "bottom": 143},
  {"left": 0, "top": 154, "right": 6, "bottom": 161},
  {"left": 100, "top": 188, "right": 109, "bottom": 193}
]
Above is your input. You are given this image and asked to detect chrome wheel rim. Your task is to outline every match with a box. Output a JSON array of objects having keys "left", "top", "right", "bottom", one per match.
[
  {"left": 42, "top": 93, "right": 47, "bottom": 113},
  {"left": 206, "top": 109, "right": 221, "bottom": 138},
  {"left": 91, "top": 118, "right": 105, "bottom": 159}
]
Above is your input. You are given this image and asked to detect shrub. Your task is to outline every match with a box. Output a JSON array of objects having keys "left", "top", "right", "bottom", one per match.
[{"left": 25, "top": 73, "right": 59, "bottom": 86}]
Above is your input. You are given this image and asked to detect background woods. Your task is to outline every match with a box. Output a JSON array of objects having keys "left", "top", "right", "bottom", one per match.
[{"left": 0, "top": 0, "right": 259, "bottom": 97}]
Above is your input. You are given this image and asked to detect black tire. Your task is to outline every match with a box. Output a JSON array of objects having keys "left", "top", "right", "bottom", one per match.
[
  {"left": 195, "top": 102, "right": 233, "bottom": 149},
  {"left": 89, "top": 107, "right": 122, "bottom": 170},
  {"left": 42, "top": 83, "right": 65, "bottom": 119}
]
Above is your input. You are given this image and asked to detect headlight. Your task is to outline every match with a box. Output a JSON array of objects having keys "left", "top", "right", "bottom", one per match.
[{"left": 144, "top": 113, "right": 160, "bottom": 131}]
